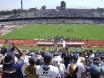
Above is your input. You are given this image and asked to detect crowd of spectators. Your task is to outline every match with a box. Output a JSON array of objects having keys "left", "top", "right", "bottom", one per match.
[
  {"left": 0, "top": 43, "right": 104, "bottom": 78},
  {"left": 0, "top": 9, "right": 103, "bottom": 19},
  {"left": 0, "top": 25, "right": 22, "bottom": 36},
  {"left": 18, "top": 9, "right": 102, "bottom": 18},
  {"left": 0, "top": 19, "right": 99, "bottom": 25}
]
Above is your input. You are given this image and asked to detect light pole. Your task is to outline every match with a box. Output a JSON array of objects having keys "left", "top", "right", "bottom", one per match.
[{"left": 21, "top": 0, "right": 23, "bottom": 12}]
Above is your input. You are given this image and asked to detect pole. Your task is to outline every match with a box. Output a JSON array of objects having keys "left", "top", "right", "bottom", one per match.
[{"left": 21, "top": 0, "right": 23, "bottom": 12}]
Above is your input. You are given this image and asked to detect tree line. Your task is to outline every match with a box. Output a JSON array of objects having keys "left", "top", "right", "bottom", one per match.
[{"left": 0, "top": 8, "right": 38, "bottom": 15}]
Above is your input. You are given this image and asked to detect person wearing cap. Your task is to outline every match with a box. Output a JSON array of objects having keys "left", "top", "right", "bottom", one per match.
[
  {"left": 36, "top": 52, "right": 61, "bottom": 78},
  {"left": 36, "top": 54, "right": 44, "bottom": 65},
  {"left": 53, "top": 56, "right": 67, "bottom": 77},
  {"left": 25, "top": 55, "right": 39, "bottom": 78},
  {"left": 3, "top": 43, "right": 25, "bottom": 78},
  {"left": 86, "top": 57, "right": 101, "bottom": 78},
  {"left": 66, "top": 54, "right": 85, "bottom": 78},
  {"left": 52, "top": 57, "right": 64, "bottom": 78}
]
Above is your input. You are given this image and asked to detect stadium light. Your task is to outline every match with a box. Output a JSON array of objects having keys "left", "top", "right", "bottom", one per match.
[{"left": 21, "top": 0, "right": 23, "bottom": 12}]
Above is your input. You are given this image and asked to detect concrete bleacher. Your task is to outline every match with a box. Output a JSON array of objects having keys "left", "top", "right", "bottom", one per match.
[{"left": 0, "top": 9, "right": 103, "bottom": 20}]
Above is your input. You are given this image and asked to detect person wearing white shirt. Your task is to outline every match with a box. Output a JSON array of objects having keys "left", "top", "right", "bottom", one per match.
[
  {"left": 52, "top": 57, "right": 64, "bottom": 78},
  {"left": 88, "top": 49, "right": 95, "bottom": 66},
  {"left": 53, "top": 56, "right": 66, "bottom": 73},
  {"left": 36, "top": 52, "right": 61, "bottom": 78},
  {"left": 21, "top": 55, "right": 29, "bottom": 78}
]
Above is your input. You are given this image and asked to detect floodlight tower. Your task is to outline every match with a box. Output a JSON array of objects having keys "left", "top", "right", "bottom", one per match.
[{"left": 21, "top": 0, "right": 23, "bottom": 12}]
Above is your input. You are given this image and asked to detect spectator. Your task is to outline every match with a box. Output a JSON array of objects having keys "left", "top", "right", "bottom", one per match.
[
  {"left": 64, "top": 56, "right": 71, "bottom": 69},
  {"left": 65, "top": 64, "right": 78, "bottom": 78},
  {"left": 67, "top": 54, "right": 85, "bottom": 78},
  {"left": 78, "top": 52, "right": 86, "bottom": 67},
  {"left": 88, "top": 49, "right": 95, "bottom": 65},
  {"left": 52, "top": 57, "right": 64, "bottom": 78},
  {"left": 36, "top": 55, "right": 44, "bottom": 65},
  {"left": 3, "top": 43, "right": 25, "bottom": 78},
  {"left": 22, "top": 55, "right": 29, "bottom": 78},
  {"left": 36, "top": 52, "right": 61, "bottom": 78},
  {"left": 25, "top": 55, "right": 39, "bottom": 78},
  {"left": 86, "top": 57, "right": 101, "bottom": 78}
]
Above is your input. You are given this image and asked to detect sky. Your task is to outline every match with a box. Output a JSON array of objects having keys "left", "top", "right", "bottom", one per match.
[{"left": 0, "top": 0, "right": 104, "bottom": 11}]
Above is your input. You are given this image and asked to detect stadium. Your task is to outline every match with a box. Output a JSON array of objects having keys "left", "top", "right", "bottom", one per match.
[
  {"left": 0, "top": 0, "right": 104, "bottom": 51},
  {"left": 1, "top": 0, "right": 104, "bottom": 78}
]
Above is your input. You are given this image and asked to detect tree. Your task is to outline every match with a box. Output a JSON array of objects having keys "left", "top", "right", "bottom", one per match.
[{"left": 29, "top": 7, "right": 37, "bottom": 11}]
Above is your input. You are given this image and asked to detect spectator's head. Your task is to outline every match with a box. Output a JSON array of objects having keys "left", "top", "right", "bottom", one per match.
[
  {"left": 52, "top": 57, "right": 60, "bottom": 67},
  {"left": 43, "top": 52, "right": 52, "bottom": 64},
  {"left": 61, "top": 52, "right": 66, "bottom": 58},
  {"left": 64, "top": 55, "right": 71, "bottom": 61},
  {"left": 72, "top": 54, "right": 78, "bottom": 62},
  {"left": 79, "top": 52, "right": 84, "bottom": 57},
  {"left": 54, "top": 56, "right": 62, "bottom": 63},
  {"left": 36, "top": 55, "right": 42, "bottom": 61},
  {"left": 89, "top": 49, "right": 93, "bottom": 55},
  {"left": 100, "top": 56, "right": 104, "bottom": 62},
  {"left": 29, "top": 55, "right": 37, "bottom": 65},
  {"left": 93, "top": 57, "right": 101, "bottom": 65},
  {"left": 87, "top": 65, "right": 100, "bottom": 78},
  {"left": 69, "top": 64, "right": 78, "bottom": 77},
  {"left": 53, "top": 53, "right": 58, "bottom": 58},
  {"left": 4, "top": 52, "right": 15, "bottom": 64}
]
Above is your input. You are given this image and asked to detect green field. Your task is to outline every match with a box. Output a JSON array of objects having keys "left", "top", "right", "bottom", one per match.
[
  {"left": 17, "top": 45, "right": 104, "bottom": 51},
  {"left": 0, "top": 24, "right": 104, "bottom": 40}
]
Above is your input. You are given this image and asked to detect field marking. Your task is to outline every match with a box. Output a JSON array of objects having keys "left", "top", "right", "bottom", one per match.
[{"left": 22, "top": 27, "right": 34, "bottom": 35}]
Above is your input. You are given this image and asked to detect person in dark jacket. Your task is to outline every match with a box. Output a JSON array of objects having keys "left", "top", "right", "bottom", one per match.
[{"left": 3, "top": 43, "right": 25, "bottom": 78}]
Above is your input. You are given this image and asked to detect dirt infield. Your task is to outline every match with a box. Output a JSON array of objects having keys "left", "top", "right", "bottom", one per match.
[{"left": 0, "top": 39, "right": 104, "bottom": 48}]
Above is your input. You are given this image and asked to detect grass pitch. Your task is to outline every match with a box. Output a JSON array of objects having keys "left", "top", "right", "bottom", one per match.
[{"left": 0, "top": 24, "right": 104, "bottom": 40}]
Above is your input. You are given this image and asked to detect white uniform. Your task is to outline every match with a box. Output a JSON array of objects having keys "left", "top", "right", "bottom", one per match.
[
  {"left": 36, "top": 65, "right": 61, "bottom": 78},
  {"left": 67, "top": 62, "right": 85, "bottom": 78}
]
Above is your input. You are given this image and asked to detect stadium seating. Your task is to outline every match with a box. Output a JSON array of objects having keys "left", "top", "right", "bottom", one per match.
[{"left": 0, "top": 9, "right": 102, "bottom": 19}]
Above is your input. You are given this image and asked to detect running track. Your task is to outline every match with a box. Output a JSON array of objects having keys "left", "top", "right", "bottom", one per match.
[{"left": 0, "top": 39, "right": 104, "bottom": 46}]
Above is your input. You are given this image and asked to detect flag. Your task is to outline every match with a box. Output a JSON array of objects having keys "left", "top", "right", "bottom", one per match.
[{"left": 1, "top": 39, "right": 11, "bottom": 55}]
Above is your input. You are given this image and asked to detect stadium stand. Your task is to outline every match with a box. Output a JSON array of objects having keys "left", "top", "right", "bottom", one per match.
[{"left": 0, "top": 9, "right": 103, "bottom": 19}]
